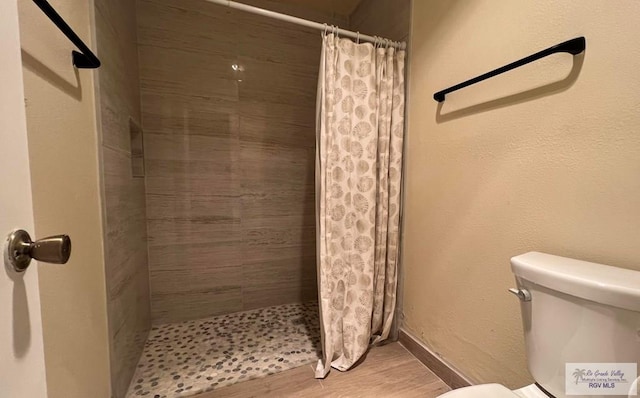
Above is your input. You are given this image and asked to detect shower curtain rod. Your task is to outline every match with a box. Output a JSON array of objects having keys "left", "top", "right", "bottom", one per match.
[{"left": 203, "top": 0, "right": 407, "bottom": 50}]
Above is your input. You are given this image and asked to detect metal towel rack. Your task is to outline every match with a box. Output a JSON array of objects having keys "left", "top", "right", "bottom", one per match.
[
  {"left": 32, "top": 0, "right": 101, "bottom": 69},
  {"left": 433, "top": 37, "right": 585, "bottom": 102}
]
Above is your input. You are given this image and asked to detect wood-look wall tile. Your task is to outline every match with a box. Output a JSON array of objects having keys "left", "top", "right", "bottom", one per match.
[
  {"left": 238, "top": 54, "right": 319, "bottom": 85},
  {"left": 146, "top": 179, "right": 239, "bottom": 198},
  {"left": 239, "top": 103, "right": 315, "bottom": 149},
  {"left": 148, "top": 240, "right": 243, "bottom": 269},
  {"left": 100, "top": 85, "right": 135, "bottom": 153},
  {"left": 242, "top": 256, "right": 318, "bottom": 309},
  {"left": 243, "top": 285, "right": 318, "bottom": 310},
  {"left": 243, "top": 256, "right": 317, "bottom": 285},
  {"left": 96, "top": 0, "right": 150, "bottom": 395},
  {"left": 241, "top": 245, "right": 316, "bottom": 268},
  {"left": 151, "top": 264, "right": 242, "bottom": 294},
  {"left": 96, "top": 0, "right": 141, "bottom": 154},
  {"left": 146, "top": 181, "right": 239, "bottom": 199},
  {"left": 136, "top": 27, "right": 237, "bottom": 61},
  {"left": 241, "top": 0, "right": 349, "bottom": 27},
  {"left": 242, "top": 225, "right": 316, "bottom": 264},
  {"left": 137, "top": 0, "right": 239, "bottom": 54},
  {"left": 145, "top": 135, "right": 239, "bottom": 162},
  {"left": 238, "top": 70, "right": 317, "bottom": 111},
  {"left": 236, "top": 12, "right": 321, "bottom": 66},
  {"left": 140, "top": 108, "right": 239, "bottom": 138},
  {"left": 242, "top": 224, "right": 315, "bottom": 246},
  {"left": 145, "top": 158, "right": 239, "bottom": 179},
  {"left": 241, "top": 100, "right": 315, "bottom": 130},
  {"left": 149, "top": 263, "right": 243, "bottom": 322},
  {"left": 241, "top": 213, "right": 315, "bottom": 232},
  {"left": 147, "top": 218, "right": 240, "bottom": 247},
  {"left": 138, "top": 45, "right": 237, "bottom": 84},
  {"left": 109, "top": 265, "right": 151, "bottom": 398},
  {"left": 144, "top": 157, "right": 241, "bottom": 200},
  {"left": 141, "top": 75, "right": 238, "bottom": 103},
  {"left": 141, "top": 91, "right": 238, "bottom": 121},
  {"left": 241, "top": 193, "right": 315, "bottom": 225},
  {"left": 138, "top": 46, "right": 239, "bottom": 102},
  {"left": 101, "top": 150, "right": 150, "bottom": 344},
  {"left": 238, "top": 61, "right": 318, "bottom": 106},
  {"left": 139, "top": 0, "right": 237, "bottom": 22},
  {"left": 241, "top": 144, "right": 313, "bottom": 184},
  {"left": 146, "top": 193, "right": 240, "bottom": 220},
  {"left": 139, "top": 0, "right": 322, "bottom": 323},
  {"left": 151, "top": 287, "right": 243, "bottom": 324},
  {"left": 349, "top": 0, "right": 411, "bottom": 43}
]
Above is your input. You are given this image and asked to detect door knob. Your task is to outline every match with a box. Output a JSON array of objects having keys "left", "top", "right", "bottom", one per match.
[{"left": 5, "top": 229, "right": 71, "bottom": 272}]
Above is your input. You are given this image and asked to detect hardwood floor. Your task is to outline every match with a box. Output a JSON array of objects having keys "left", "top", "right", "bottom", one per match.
[{"left": 196, "top": 342, "right": 451, "bottom": 397}]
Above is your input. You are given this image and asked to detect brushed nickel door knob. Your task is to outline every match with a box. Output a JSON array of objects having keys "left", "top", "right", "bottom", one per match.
[{"left": 5, "top": 229, "right": 71, "bottom": 272}]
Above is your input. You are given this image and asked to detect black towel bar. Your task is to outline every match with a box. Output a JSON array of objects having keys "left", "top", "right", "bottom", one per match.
[
  {"left": 32, "top": 0, "right": 101, "bottom": 69},
  {"left": 433, "top": 37, "right": 585, "bottom": 102}
]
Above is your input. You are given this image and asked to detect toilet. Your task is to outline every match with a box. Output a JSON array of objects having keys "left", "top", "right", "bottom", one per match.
[{"left": 439, "top": 252, "right": 640, "bottom": 398}]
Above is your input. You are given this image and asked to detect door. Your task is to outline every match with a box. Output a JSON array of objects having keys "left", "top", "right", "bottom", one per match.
[{"left": 0, "top": 0, "right": 48, "bottom": 397}]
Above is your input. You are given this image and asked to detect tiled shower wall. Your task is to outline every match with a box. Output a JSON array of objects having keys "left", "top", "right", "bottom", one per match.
[
  {"left": 94, "top": 0, "right": 151, "bottom": 396},
  {"left": 137, "top": 0, "right": 346, "bottom": 324},
  {"left": 350, "top": 0, "right": 411, "bottom": 42}
]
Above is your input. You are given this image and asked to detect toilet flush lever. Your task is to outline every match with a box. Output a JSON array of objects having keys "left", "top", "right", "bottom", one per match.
[{"left": 508, "top": 288, "right": 531, "bottom": 302}]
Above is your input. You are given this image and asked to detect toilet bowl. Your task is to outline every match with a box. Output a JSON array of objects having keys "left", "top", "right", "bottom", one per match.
[{"left": 437, "top": 252, "right": 640, "bottom": 398}]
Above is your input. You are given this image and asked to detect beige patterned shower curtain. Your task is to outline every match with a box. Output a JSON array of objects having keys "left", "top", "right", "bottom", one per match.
[{"left": 315, "top": 33, "right": 405, "bottom": 378}]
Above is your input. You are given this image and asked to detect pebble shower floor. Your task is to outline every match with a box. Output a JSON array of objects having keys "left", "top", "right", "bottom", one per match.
[{"left": 126, "top": 302, "right": 320, "bottom": 397}]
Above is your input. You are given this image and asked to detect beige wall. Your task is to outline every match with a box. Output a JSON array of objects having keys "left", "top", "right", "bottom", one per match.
[
  {"left": 403, "top": 0, "right": 640, "bottom": 388},
  {"left": 94, "top": 0, "right": 151, "bottom": 396},
  {"left": 18, "top": 1, "right": 111, "bottom": 397},
  {"left": 137, "top": 0, "right": 344, "bottom": 324}
]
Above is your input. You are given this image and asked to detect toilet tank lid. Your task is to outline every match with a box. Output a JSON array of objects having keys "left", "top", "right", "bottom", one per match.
[{"left": 511, "top": 252, "right": 640, "bottom": 312}]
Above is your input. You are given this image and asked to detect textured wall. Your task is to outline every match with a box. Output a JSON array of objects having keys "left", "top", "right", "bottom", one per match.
[
  {"left": 403, "top": 0, "right": 640, "bottom": 388},
  {"left": 137, "top": 0, "right": 345, "bottom": 324},
  {"left": 94, "top": 0, "right": 151, "bottom": 396},
  {"left": 17, "top": 1, "right": 111, "bottom": 397},
  {"left": 350, "top": 0, "right": 411, "bottom": 42}
]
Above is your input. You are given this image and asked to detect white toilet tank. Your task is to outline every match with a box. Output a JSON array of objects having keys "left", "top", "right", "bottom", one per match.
[{"left": 511, "top": 252, "right": 640, "bottom": 398}]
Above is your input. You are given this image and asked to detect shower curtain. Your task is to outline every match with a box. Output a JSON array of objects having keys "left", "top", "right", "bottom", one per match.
[{"left": 315, "top": 33, "right": 405, "bottom": 378}]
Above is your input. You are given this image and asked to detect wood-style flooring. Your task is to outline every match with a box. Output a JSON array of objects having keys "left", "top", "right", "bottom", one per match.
[{"left": 196, "top": 342, "right": 451, "bottom": 397}]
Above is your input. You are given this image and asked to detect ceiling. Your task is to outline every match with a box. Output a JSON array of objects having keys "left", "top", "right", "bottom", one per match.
[{"left": 273, "top": 0, "right": 364, "bottom": 16}]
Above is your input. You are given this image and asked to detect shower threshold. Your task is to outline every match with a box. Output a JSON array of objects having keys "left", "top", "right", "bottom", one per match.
[{"left": 126, "top": 301, "right": 320, "bottom": 398}]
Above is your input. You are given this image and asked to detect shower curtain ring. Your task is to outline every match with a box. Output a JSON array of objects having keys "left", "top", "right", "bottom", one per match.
[
  {"left": 356, "top": 31, "right": 360, "bottom": 44},
  {"left": 323, "top": 23, "right": 328, "bottom": 37}
]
